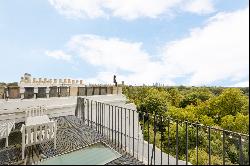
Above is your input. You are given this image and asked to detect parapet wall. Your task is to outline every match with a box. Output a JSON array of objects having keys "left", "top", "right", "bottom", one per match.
[
  {"left": 0, "top": 85, "right": 122, "bottom": 99},
  {"left": 1, "top": 74, "right": 123, "bottom": 99}
]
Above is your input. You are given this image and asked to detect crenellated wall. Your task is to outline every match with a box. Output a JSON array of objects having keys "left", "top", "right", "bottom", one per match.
[
  {"left": 0, "top": 74, "right": 123, "bottom": 100},
  {"left": 0, "top": 85, "right": 122, "bottom": 99}
]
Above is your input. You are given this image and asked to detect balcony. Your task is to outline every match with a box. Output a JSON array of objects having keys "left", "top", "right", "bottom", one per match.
[{"left": 0, "top": 95, "right": 249, "bottom": 165}]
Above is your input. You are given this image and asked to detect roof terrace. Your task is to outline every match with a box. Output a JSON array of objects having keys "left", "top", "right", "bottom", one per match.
[{"left": 0, "top": 94, "right": 249, "bottom": 165}]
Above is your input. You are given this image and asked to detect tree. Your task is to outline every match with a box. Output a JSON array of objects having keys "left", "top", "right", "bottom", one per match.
[
  {"left": 139, "top": 88, "right": 169, "bottom": 115},
  {"left": 179, "top": 88, "right": 213, "bottom": 108},
  {"left": 168, "top": 88, "right": 184, "bottom": 107},
  {"left": 221, "top": 113, "right": 249, "bottom": 134},
  {"left": 209, "top": 88, "right": 249, "bottom": 119}
]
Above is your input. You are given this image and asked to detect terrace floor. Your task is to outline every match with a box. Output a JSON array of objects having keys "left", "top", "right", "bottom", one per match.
[{"left": 0, "top": 115, "right": 143, "bottom": 165}]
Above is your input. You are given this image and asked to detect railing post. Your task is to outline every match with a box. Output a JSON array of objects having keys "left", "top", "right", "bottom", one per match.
[
  {"left": 128, "top": 109, "right": 131, "bottom": 155},
  {"left": 142, "top": 112, "right": 145, "bottom": 163},
  {"left": 239, "top": 135, "right": 243, "bottom": 165},
  {"left": 196, "top": 122, "right": 199, "bottom": 165},
  {"left": 223, "top": 130, "right": 225, "bottom": 165},
  {"left": 108, "top": 104, "right": 111, "bottom": 141},
  {"left": 208, "top": 126, "right": 211, "bottom": 165},
  {"left": 154, "top": 114, "right": 157, "bottom": 165},
  {"left": 96, "top": 101, "right": 98, "bottom": 131},
  {"left": 125, "top": 108, "right": 127, "bottom": 152},
  {"left": 112, "top": 105, "right": 114, "bottom": 144},
  {"left": 137, "top": 110, "right": 140, "bottom": 160},
  {"left": 87, "top": 99, "right": 89, "bottom": 126},
  {"left": 168, "top": 117, "right": 170, "bottom": 165},
  {"left": 186, "top": 121, "right": 188, "bottom": 165},
  {"left": 115, "top": 106, "right": 117, "bottom": 148},
  {"left": 118, "top": 106, "right": 120, "bottom": 149},
  {"left": 91, "top": 100, "right": 93, "bottom": 128},
  {"left": 121, "top": 107, "right": 123, "bottom": 150},
  {"left": 176, "top": 120, "right": 179, "bottom": 165},
  {"left": 147, "top": 111, "right": 150, "bottom": 166},
  {"left": 160, "top": 116, "right": 163, "bottom": 165},
  {"left": 133, "top": 109, "right": 135, "bottom": 157},
  {"left": 83, "top": 98, "right": 85, "bottom": 124}
]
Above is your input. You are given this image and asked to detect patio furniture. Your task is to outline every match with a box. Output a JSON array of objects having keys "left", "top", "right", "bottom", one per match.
[
  {"left": 21, "top": 106, "right": 57, "bottom": 160},
  {"left": 25, "top": 105, "right": 46, "bottom": 121},
  {"left": 0, "top": 112, "right": 15, "bottom": 147}
]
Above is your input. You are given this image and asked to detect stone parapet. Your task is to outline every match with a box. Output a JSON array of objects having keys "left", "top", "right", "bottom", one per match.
[
  {"left": 78, "top": 87, "right": 86, "bottom": 96},
  {"left": 70, "top": 87, "right": 78, "bottom": 96},
  {"left": 86, "top": 87, "right": 94, "bottom": 96},
  {"left": 8, "top": 86, "right": 20, "bottom": 99},
  {"left": 0, "top": 86, "right": 5, "bottom": 99},
  {"left": 100, "top": 87, "right": 107, "bottom": 95},
  {"left": 60, "top": 87, "right": 70, "bottom": 97},
  {"left": 49, "top": 86, "right": 58, "bottom": 97},
  {"left": 112, "top": 86, "right": 118, "bottom": 95},
  {"left": 107, "top": 86, "right": 113, "bottom": 94},
  {"left": 3, "top": 74, "right": 122, "bottom": 99}
]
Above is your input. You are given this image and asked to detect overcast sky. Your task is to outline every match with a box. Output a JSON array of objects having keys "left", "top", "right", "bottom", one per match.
[{"left": 0, "top": 0, "right": 249, "bottom": 86}]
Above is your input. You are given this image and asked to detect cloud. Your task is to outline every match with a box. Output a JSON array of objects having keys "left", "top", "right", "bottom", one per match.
[
  {"left": 48, "top": 0, "right": 215, "bottom": 20},
  {"left": 161, "top": 7, "right": 249, "bottom": 85},
  {"left": 182, "top": 0, "right": 215, "bottom": 14},
  {"left": 46, "top": 8, "right": 249, "bottom": 86},
  {"left": 66, "top": 34, "right": 173, "bottom": 85},
  {"left": 229, "top": 81, "right": 249, "bottom": 87},
  {"left": 45, "top": 50, "right": 72, "bottom": 61}
]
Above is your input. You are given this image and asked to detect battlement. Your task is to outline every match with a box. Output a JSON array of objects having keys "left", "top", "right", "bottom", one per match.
[
  {"left": 1, "top": 74, "right": 122, "bottom": 99},
  {"left": 19, "top": 74, "right": 84, "bottom": 87}
]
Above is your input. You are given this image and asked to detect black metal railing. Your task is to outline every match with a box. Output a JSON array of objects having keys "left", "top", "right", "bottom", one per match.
[{"left": 76, "top": 97, "right": 249, "bottom": 165}]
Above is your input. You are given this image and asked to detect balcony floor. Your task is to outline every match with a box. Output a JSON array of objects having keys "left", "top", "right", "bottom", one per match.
[{"left": 0, "top": 115, "right": 143, "bottom": 165}]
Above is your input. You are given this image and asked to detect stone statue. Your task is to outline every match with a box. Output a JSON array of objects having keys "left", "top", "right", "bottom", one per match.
[{"left": 113, "top": 75, "right": 117, "bottom": 87}]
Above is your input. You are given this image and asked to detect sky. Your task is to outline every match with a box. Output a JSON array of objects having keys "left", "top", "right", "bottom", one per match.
[{"left": 0, "top": 0, "right": 249, "bottom": 87}]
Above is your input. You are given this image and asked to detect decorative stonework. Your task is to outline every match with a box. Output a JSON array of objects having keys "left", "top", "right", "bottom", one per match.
[{"left": 19, "top": 74, "right": 84, "bottom": 87}]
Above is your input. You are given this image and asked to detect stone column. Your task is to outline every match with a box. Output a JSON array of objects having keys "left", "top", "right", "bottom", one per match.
[
  {"left": 20, "top": 87, "right": 25, "bottom": 99},
  {"left": 34, "top": 87, "right": 38, "bottom": 99},
  {"left": 46, "top": 87, "right": 50, "bottom": 98}
]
